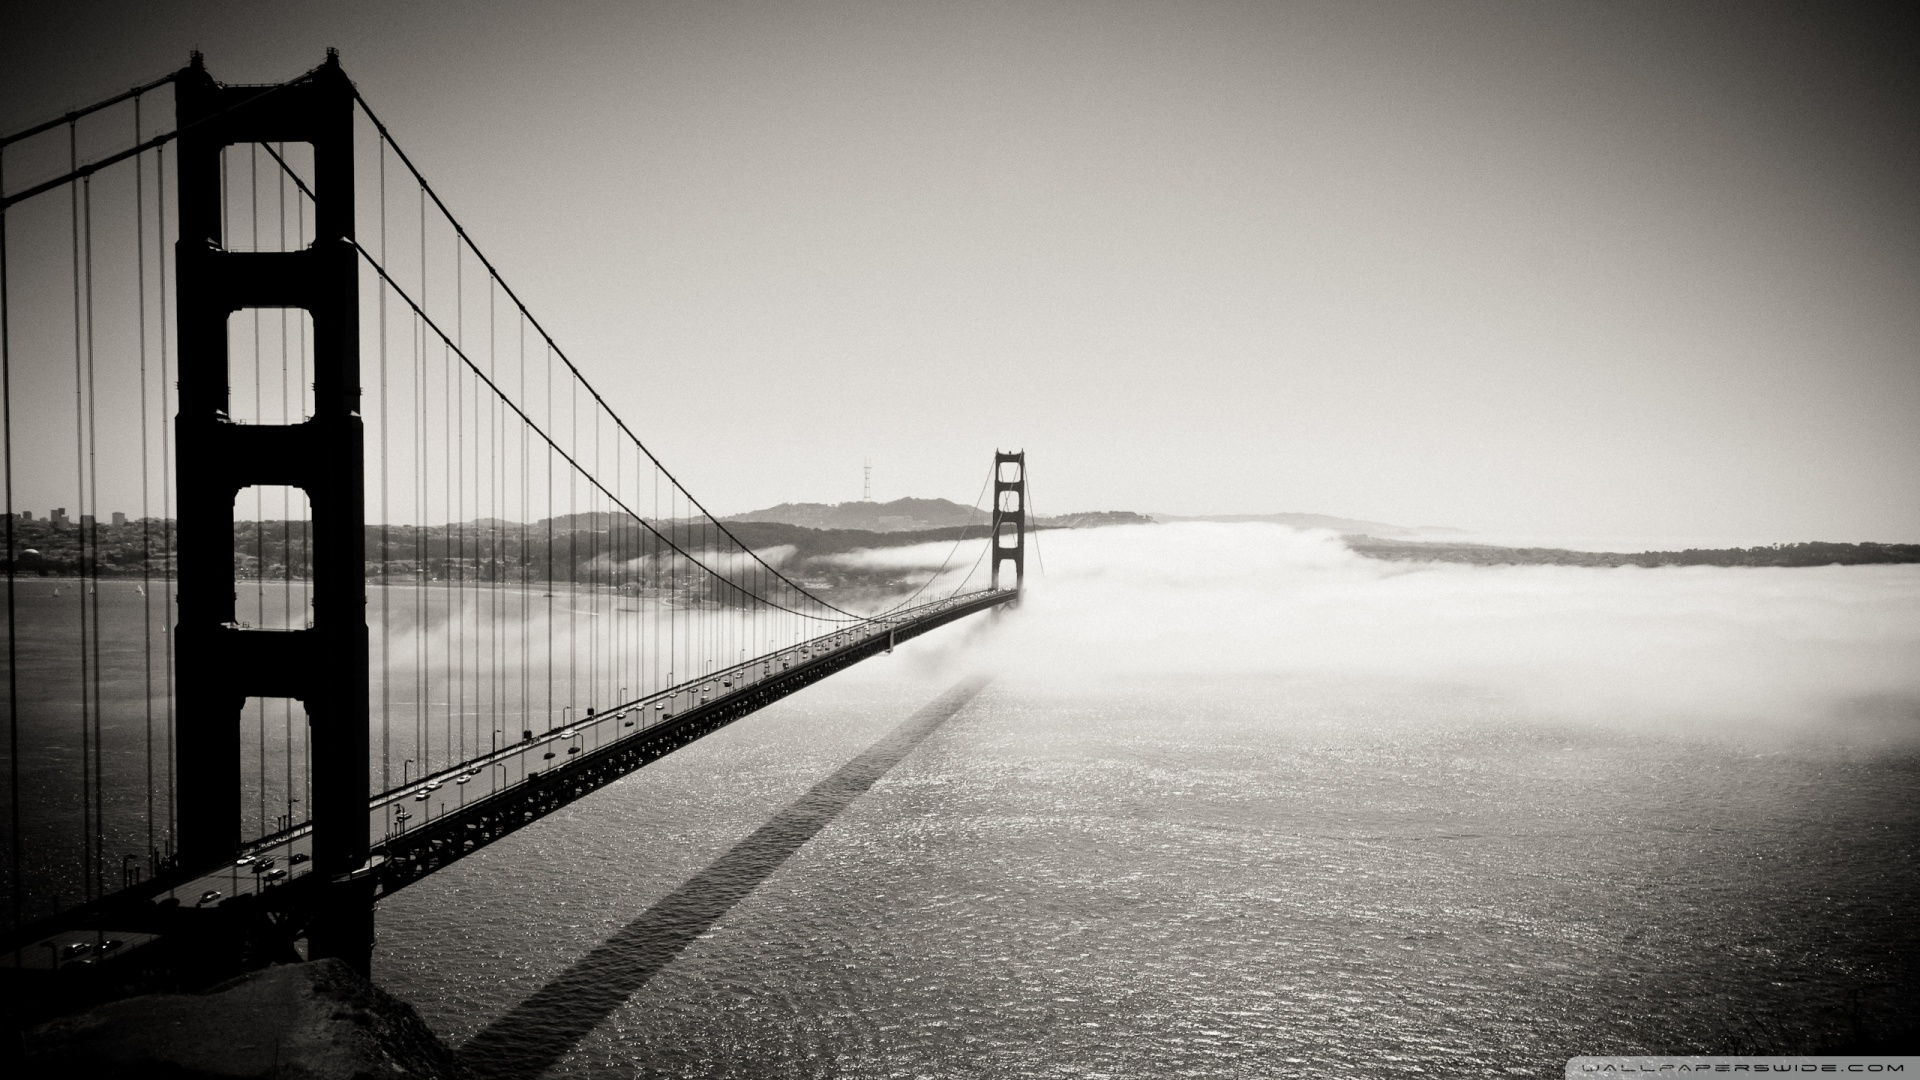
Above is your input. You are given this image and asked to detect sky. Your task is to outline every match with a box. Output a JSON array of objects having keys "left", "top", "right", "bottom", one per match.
[{"left": 4, "top": 1, "right": 1917, "bottom": 540}]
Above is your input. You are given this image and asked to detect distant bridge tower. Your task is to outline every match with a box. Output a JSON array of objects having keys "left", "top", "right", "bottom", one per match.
[
  {"left": 991, "top": 451, "right": 1026, "bottom": 593},
  {"left": 173, "top": 51, "right": 373, "bottom": 971}
]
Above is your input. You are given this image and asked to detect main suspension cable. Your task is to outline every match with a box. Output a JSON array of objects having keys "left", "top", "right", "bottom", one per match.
[
  {"left": 352, "top": 242, "right": 864, "bottom": 624},
  {"left": 870, "top": 462, "right": 996, "bottom": 615},
  {"left": 338, "top": 95, "right": 870, "bottom": 616}
]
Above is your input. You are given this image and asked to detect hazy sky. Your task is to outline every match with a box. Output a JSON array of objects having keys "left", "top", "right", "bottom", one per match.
[{"left": 5, "top": 1, "right": 1917, "bottom": 539}]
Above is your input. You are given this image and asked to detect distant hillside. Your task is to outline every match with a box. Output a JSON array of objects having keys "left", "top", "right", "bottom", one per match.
[
  {"left": 716, "top": 520, "right": 983, "bottom": 559},
  {"left": 1043, "top": 510, "right": 1155, "bottom": 528},
  {"left": 726, "top": 499, "right": 1156, "bottom": 533},
  {"left": 726, "top": 497, "right": 980, "bottom": 532},
  {"left": 1153, "top": 512, "right": 1463, "bottom": 538},
  {"left": 1345, "top": 537, "right": 1920, "bottom": 568}
]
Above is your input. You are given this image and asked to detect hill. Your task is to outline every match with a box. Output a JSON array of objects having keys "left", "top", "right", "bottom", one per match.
[
  {"left": 725, "top": 497, "right": 980, "bottom": 532},
  {"left": 1153, "top": 512, "right": 1463, "bottom": 538},
  {"left": 1041, "top": 510, "right": 1155, "bottom": 528},
  {"left": 725, "top": 499, "right": 1155, "bottom": 532},
  {"left": 1344, "top": 537, "right": 1920, "bottom": 568}
]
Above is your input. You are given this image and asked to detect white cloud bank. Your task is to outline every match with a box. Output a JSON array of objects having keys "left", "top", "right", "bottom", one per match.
[{"left": 902, "top": 523, "right": 1920, "bottom": 735}]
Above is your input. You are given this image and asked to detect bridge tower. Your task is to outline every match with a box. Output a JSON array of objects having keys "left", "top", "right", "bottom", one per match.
[
  {"left": 991, "top": 451, "right": 1027, "bottom": 594},
  {"left": 173, "top": 52, "right": 373, "bottom": 970}
]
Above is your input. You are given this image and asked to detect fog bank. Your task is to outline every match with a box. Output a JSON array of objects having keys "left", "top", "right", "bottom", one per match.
[{"left": 883, "top": 523, "right": 1920, "bottom": 735}]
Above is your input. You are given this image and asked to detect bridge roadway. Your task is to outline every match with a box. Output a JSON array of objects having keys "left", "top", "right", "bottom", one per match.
[{"left": 4, "top": 588, "right": 1015, "bottom": 976}]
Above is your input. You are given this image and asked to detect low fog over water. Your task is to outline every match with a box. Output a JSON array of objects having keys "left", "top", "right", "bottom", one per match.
[
  {"left": 879, "top": 523, "right": 1920, "bottom": 731},
  {"left": 374, "top": 524, "right": 1920, "bottom": 1076}
]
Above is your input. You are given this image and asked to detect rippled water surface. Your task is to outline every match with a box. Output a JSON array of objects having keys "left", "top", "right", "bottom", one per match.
[{"left": 372, "top": 664, "right": 1920, "bottom": 1078}]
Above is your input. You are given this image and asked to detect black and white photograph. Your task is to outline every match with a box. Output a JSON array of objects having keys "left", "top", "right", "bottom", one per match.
[{"left": 2, "top": 2, "right": 1916, "bottom": 1076}]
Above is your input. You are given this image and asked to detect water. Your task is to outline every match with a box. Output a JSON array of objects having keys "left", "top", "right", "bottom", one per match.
[
  {"left": 0, "top": 574, "right": 806, "bottom": 909},
  {"left": 10, "top": 523, "right": 1918, "bottom": 1073},
  {"left": 371, "top": 664, "right": 1919, "bottom": 1077}
]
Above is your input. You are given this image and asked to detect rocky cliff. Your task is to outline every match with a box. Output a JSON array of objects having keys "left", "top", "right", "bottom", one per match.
[{"left": 23, "top": 959, "right": 464, "bottom": 1079}]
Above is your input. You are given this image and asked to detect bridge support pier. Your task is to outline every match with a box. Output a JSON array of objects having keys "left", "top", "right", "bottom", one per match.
[
  {"left": 991, "top": 451, "right": 1027, "bottom": 596},
  {"left": 173, "top": 51, "right": 373, "bottom": 973}
]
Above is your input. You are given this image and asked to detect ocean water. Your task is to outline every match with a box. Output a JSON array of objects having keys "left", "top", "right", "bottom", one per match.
[
  {"left": 371, "top": 663, "right": 1919, "bottom": 1078},
  {"left": 368, "top": 526, "right": 1920, "bottom": 1077},
  {"left": 9, "top": 522, "right": 1916, "bottom": 1075}
]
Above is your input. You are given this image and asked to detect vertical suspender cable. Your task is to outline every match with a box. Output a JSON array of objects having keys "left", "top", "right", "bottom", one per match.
[
  {"left": 615, "top": 436, "right": 622, "bottom": 705},
  {"left": 297, "top": 157, "right": 309, "bottom": 820},
  {"left": 487, "top": 285, "right": 495, "bottom": 754},
  {"left": 492, "top": 284, "right": 502, "bottom": 750},
  {"left": 378, "top": 131, "right": 391, "bottom": 806},
  {"left": 652, "top": 469, "right": 658, "bottom": 700},
  {"left": 136, "top": 99, "right": 155, "bottom": 878},
  {"left": 250, "top": 144, "right": 265, "bottom": 838},
  {"left": 417, "top": 185, "right": 427, "bottom": 776},
  {"left": 591, "top": 405, "right": 599, "bottom": 709},
  {"left": 545, "top": 343, "right": 553, "bottom": 734},
  {"left": 157, "top": 138, "right": 175, "bottom": 867},
  {"left": 277, "top": 143, "right": 293, "bottom": 829},
  {"left": 1, "top": 121, "right": 19, "bottom": 957},
  {"left": 1024, "top": 467, "right": 1045, "bottom": 578},
  {"left": 415, "top": 286, "right": 425, "bottom": 774},
  {"left": 564, "top": 382, "right": 572, "bottom": 718},
  {"left": 454, "top": 238, "right": 464, "bottom": 764},
  {"left": 69, "top": 123, "right": 93, "bottom": 906},
  {"left": 486, "top": 280, "right": 495, "bottom": 753},
  {"left": 519, "top": 316, "right": 527, "bottom": 741},
  {"left": 443, "top": 338, "right": 452, "bottom": 765},
  {"left": 83, "top": 170, "right": 104, "bottom": 907}
]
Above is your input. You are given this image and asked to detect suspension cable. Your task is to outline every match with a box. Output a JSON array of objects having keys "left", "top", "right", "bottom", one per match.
[
  {"left": 0, "top": 69, "right": 179, "bottom": 150},
  {"left": 252, "top": 139, "right": 881, "bottom": 626},
  {"left": 352, "top": 242, "right": 866, "bottom": 623},
  {"left": 337, "top": 96, "right": 870, "bottom": 615},
  {"left": 869, "top": 462, "right": 995, "bottom": 615},
  {"left": 1, "top": 69, "right": 322, "bottom": 211},
  {"left": 1025, "top": 465, "right": 1046, "bottom": 577}
]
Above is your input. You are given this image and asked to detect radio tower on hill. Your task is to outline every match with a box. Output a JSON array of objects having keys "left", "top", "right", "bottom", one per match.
[{"left": 863, "top": 458, "right": 873, "bottom": 501}]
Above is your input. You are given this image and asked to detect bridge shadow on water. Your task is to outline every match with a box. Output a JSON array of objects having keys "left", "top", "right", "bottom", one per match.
[{"left": 456, "top": 676, "right": 992, "bottom": 1080}]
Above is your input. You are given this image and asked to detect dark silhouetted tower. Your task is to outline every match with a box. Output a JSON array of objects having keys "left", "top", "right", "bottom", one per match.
[
  {"left": 991, "top": 451, "right": 1026, "bottom": 594},
  {"left": 173, "top": 50, "right": 372, "bottom": 971}
]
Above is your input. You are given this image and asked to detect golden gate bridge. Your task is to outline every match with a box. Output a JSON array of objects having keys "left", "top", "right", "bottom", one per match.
[{"left": 0, "top": 51, "right": 1027, "bottom": 1004}]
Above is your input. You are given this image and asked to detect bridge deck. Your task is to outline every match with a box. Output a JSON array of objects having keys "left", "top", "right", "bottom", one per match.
[{"left": 3, "top": 589, "right": 1014, "bottom": 973}]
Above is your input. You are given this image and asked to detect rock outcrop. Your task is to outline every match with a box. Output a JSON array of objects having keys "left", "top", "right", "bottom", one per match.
[{"left": 23, "top": 958, "right": 464, "bottom": 1079}]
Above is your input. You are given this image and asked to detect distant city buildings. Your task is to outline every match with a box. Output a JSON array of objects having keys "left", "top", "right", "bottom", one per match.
[{"left": 15, "top": 508, "right": 133, "bottom": 526}]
